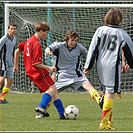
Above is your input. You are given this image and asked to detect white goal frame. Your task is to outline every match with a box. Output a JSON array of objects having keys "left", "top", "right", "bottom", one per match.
[
  {"left": 4, "top": 3, "right": 133, "bottom": 93},
  {"left": 4, "top": 3, "right": 133, "bottom": 35}
]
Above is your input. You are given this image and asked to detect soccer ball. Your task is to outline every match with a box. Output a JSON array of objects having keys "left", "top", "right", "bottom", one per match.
[{"left": 64, "top": 105, "right": 79, "bottom": 120}]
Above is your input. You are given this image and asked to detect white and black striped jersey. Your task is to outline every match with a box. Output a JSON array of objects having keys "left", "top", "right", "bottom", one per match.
[
  {"left": 84, "top": 25, "right": 133, "bottom": 91},
  {"left": 0, "top": 34, "right": 16, "bottom": 70},
  {"left": 48, "top": 41, "right": 88, "bottom": 90},
  {"left": 49, "top": 41, "right": 87, "bottom": 76}
]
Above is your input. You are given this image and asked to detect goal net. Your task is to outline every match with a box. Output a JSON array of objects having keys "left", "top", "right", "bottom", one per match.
[{"left": 5, "top": 2, "right": 133, "bottom": 93}]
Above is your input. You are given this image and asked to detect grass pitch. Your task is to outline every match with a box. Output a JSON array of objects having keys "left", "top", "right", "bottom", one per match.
[{"left": 0, "top": 92, "right": 133, "bottom": 131}]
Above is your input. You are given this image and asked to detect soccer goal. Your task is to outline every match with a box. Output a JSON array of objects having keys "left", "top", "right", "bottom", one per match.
[{"left": 4, "top": 2, "right": 133, "bottom": 93}]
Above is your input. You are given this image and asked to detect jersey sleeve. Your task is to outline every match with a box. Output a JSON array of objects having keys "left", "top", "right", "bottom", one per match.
[
  {"left": 79, "top": 44, "right": 88, "bottom": 58},
  {"left": 49, "top": 41, "right": 64, "bottom": 52},
  {"left": 122, "top": 31, "right": 133, "bottom": 68},
  {"left": 84, "top": 28, "right": 100, "bottom": 69},
  {"left": 0, "top": 36, "right": 6, "bottom": 50},
  {"left": 18, "top": 41, "right": 26, "bottom": 52}
]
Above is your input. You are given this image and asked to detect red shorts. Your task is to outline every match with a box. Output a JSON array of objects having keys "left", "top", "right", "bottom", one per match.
[{"left": 30, "top": 75, "right": 55, "bottom": 93}]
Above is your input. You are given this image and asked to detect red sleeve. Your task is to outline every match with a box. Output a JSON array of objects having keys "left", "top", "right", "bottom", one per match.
[{"left": 18, "top": 41, "right": 26, "bottom": 52}]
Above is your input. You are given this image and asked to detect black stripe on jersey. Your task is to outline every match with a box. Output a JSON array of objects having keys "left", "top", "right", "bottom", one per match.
[
  {"left": 123, "top": 44, "right": 133, "bottom": 68},
  {"left": 75, "top": 56, "right": 82, "bottom": 77},
  {"left": 88, "top": 37, "right": 100, "bottom": 70},
  {"left": 0, "top": 44, "right": 6, "bottom": 70},
  {"left": 114, "top": 41, "right": 123, "bottom": 93},
  {"left": 53, "top": 49, "right": 59, "bottom": 72}
]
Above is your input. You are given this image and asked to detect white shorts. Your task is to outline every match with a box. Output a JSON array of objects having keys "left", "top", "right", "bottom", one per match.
[
  {"left": 101, "top": 84, "right": 121, "bottom": 93},
  {"left": 0, "top": 67, "right": 14, "bottom": 79},
  {"left": 55, "top": 73, "right": 89, "bottom": 92}
]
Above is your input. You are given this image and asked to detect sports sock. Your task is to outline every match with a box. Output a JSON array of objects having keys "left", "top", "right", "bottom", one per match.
[
  {"left": 39, "top": 93, "right": 52, "bottom": 109},
  {"left": 108, "top": 112, "right": 113, "bottom": 127},
  {"left": 0, "top": 87, "right": 10, "bottom": 101},
  {"left": 90, "top": 89, "right": 101, "bottom": 104},
  {"left": 100, "top": 98, "right": 114, "bottom": 125},
  {"left": 45, "top": 100, "right": 52, "bottom": 111},
  {"left": 53, "top": 99, "right": 64, "bottom": 117}
]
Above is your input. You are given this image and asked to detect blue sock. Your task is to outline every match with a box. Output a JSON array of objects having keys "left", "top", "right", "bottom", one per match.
[
  {"left": 39, "top": 93, "right": 52, "bottom": 109},
  {"left": 53, "top": 99, "right": 64, "bottom": 117}
]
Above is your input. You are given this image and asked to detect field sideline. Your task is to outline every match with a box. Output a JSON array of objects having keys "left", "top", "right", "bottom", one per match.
[{"left": 0, "top": 92, "right": 133, "bottom": 131}]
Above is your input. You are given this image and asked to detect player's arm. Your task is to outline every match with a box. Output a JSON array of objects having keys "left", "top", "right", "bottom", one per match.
[
  {"left": 125, "top": 64, "right": 130, "bottom": 70},
  {"left": 13, "top": 48, "right": 21, "bottom": 73},
  {"left": 121, "top": 49, "right": 126, "bottom": 73},
  {"left": 13, "top": 41, "right": 25, "bottom": 73},
  {"left": 83, "top": 68, "right": 90, "bottom": 77},
  {"left": 122, "top": 34, "right": 133, "bottom": 69},
  {"left": 122, "top": 49, "right": 131, "bottom": 70},
  {"left": 34, "top": 63, "right": 56, "bottom": 73},
  {"left": 45, "top": 41, "right": 63, "bottom": 56}
]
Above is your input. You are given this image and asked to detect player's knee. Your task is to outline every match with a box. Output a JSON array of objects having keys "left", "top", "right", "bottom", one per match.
[{"left": 47, "top": 85, "right": 57, "bottom": 96}]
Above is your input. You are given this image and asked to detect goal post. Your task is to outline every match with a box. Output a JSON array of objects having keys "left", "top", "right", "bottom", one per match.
[
  {"left": 4, "top": 2, "right": 133, "bottom": 93},
  {"left": 4, "top": 3, "right": 133, "bottom": 34}
]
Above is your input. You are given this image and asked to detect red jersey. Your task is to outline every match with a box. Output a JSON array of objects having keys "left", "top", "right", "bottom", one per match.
[{"left": 18, "top": 35, "right": 49, "bottom": 80}]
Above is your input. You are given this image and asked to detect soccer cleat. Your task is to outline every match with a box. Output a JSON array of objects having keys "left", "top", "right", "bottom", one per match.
[
  {"left": 99, "top": 95, "right": 104, "bottom": 109},
  {"left": 35, "top": 107, "right": 50, "bottom": 117},
  {"left": 60, "top": 115, "right": 66, "bottom": 120},
  {"left": 99, "top": 123, "right": 115, "bottom": 130},
  {"left": 35, "top": 113, "right": 45, "bottom": 119},
  {"left": 0, "top": 100, "right": 10, "bottom": 104},
  {"left": 108, "top": 121, "right": 113, "bottom": 127}
]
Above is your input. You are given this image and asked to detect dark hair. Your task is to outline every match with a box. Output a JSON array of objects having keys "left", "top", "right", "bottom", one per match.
[
  {"left": 8, "top": 23, "right": 17, "bottom": 29},
  {"left": 35, "top": 21, "right": 50, "bottom": 32},
  {"left": 64, "top": 29, "right": 80, "bottom": 42},
  {"left": 104, "top": 8, "right": 123, "bottom": 26}
]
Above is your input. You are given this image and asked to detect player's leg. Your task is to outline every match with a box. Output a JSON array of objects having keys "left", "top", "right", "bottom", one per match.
[
  {"left": 45, "top": 100, "right": 52, "bottom": 111},
  {"left": 36, "top": 85, "right": 65, "bottom": 119},
  {"left": 33, "top": 76, "right": 55, "bottom": 118},
  {"left": 99, "top": 92, "right": 115, "bottom": 130},
  {"left": 33, "top": 75, "right": 65, "bottom": 119},
  {"left": 0, "top": 70, "right": 5, "bottom": 95},
  {"left": 0, "top": 69, "right": 13, "bottom": 104},
  {"left": 82, "top": 81, "right": 104, "bottom": 109},
  {"left": 0, "top": 78, "right": 13, "bottom": 104},
  {"left": 52, "top": 89, "right": 65, "bottom": 119},
  {"left": 0, "top": 76, "right": 5, "bottom": 103},
  {"left": 35, "top": 86, "right": 55, "bottom": 118},
  {"left": 116, "top": 92, "right": 121, "bottom": 98},
  {"left": 0, "top": 71, "right": 5, "bottom": 92},
  {"left": 108, "top": 112, "right": 113, "bottom": 127},
  {"left": 44, "top": 71, "right": 57, "bottom": 111},
  {"left": 116, "top": 87, "right": 121, "bottom": 98}
]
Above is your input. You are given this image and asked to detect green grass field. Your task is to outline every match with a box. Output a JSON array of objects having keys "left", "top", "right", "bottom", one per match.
[{"left": 0, "top": 92, "right": 133, "bottom": 132}]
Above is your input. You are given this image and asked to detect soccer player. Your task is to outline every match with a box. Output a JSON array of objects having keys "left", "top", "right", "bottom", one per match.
[
  {"left": 0, "top": 23, "right": 17, "bottom": 104},
  {"left": 45, "top": 29, "right": 104, "bottom": 109},
  {"left": 83, "top": 8, "right": 133, "bottom": 130},
  {"left": 13, "top": 21, "right": 65, "bottom": 119}
]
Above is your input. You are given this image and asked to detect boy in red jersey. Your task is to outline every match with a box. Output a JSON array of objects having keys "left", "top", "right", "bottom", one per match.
[{"left": 14, "top": 21, "right": 65, "bottom": 119}]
